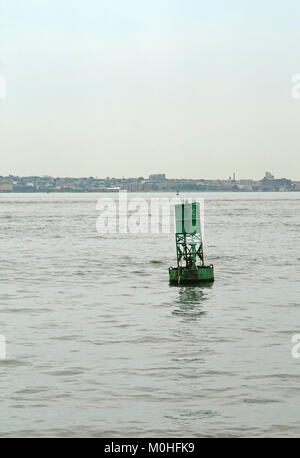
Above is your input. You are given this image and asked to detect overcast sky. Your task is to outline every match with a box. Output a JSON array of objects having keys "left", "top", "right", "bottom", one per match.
[{"left": 1, "top": 0, "right": 300, "bottom": 179}]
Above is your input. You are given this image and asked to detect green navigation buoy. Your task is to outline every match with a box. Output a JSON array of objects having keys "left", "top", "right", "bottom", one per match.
[{"left": 169, "top": 201, "right": 214, "bottom": 285}]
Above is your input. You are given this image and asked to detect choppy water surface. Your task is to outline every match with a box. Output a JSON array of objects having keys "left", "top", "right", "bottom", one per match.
[{"left": 0, "top": 192, "right": 300, "bottom": 437}]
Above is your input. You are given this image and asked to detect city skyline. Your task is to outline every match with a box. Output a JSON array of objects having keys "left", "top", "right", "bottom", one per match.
[
  {"left": 0, "top": 171, "right": 297, "bottom": 192},
  {"left": 0, "top": 169, "right": 299, "bottom": 182}
]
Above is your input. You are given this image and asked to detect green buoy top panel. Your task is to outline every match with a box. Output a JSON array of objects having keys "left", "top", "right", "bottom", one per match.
[{"left": 175, "top": 202, "right": 201, "bottom": 235}]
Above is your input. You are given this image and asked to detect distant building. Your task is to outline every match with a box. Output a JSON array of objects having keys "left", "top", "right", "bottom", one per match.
[
  {"left": 148, "top": 174, "right": 166, "bottom": 182},
  {"left": 265, "top": 171, "right": 275, "bottom": 180},
  {"left": 294, "top": 181, "right": 300, "bottom": 191},
  {"left": 0, "top": 180, "right": 13, "bottom": 192},
  {"left": 261, "top": 176, "right": 292, "bottom": 191}
]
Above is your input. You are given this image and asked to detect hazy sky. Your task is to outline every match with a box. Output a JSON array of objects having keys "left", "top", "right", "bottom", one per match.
[{"left": 1, "top": 0, "right": 300, "bottom": 179}]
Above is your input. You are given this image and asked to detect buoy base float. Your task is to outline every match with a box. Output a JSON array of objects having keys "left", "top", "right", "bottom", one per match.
[{"left": 169, "top": 265, "right": 214, "bottom": 285}]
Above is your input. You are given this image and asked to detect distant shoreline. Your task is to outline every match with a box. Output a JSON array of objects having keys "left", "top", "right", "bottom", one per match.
[
  {"left": 0, "top": 172, "right": 297, "bottom": 192},
  {"left": 0, "top": 190, "right": 299, "bottom": 194}
]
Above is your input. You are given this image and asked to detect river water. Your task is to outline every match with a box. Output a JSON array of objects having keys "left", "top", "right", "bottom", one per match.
[{"left": 0, "top": 192, "right": 299, "bottom": 437}]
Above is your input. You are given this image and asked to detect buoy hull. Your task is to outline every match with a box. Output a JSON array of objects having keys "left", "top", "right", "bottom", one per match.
[{"left": 169, "top": 265, "right": 214, "bottom": 285}]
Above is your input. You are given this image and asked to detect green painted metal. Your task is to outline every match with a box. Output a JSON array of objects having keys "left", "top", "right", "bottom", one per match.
[
  {"left": 169, "top": 202, "right": 214, "bottom": 285},
  {"left": 169, "top": 265, "right": 214, "bottom": 285}
]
